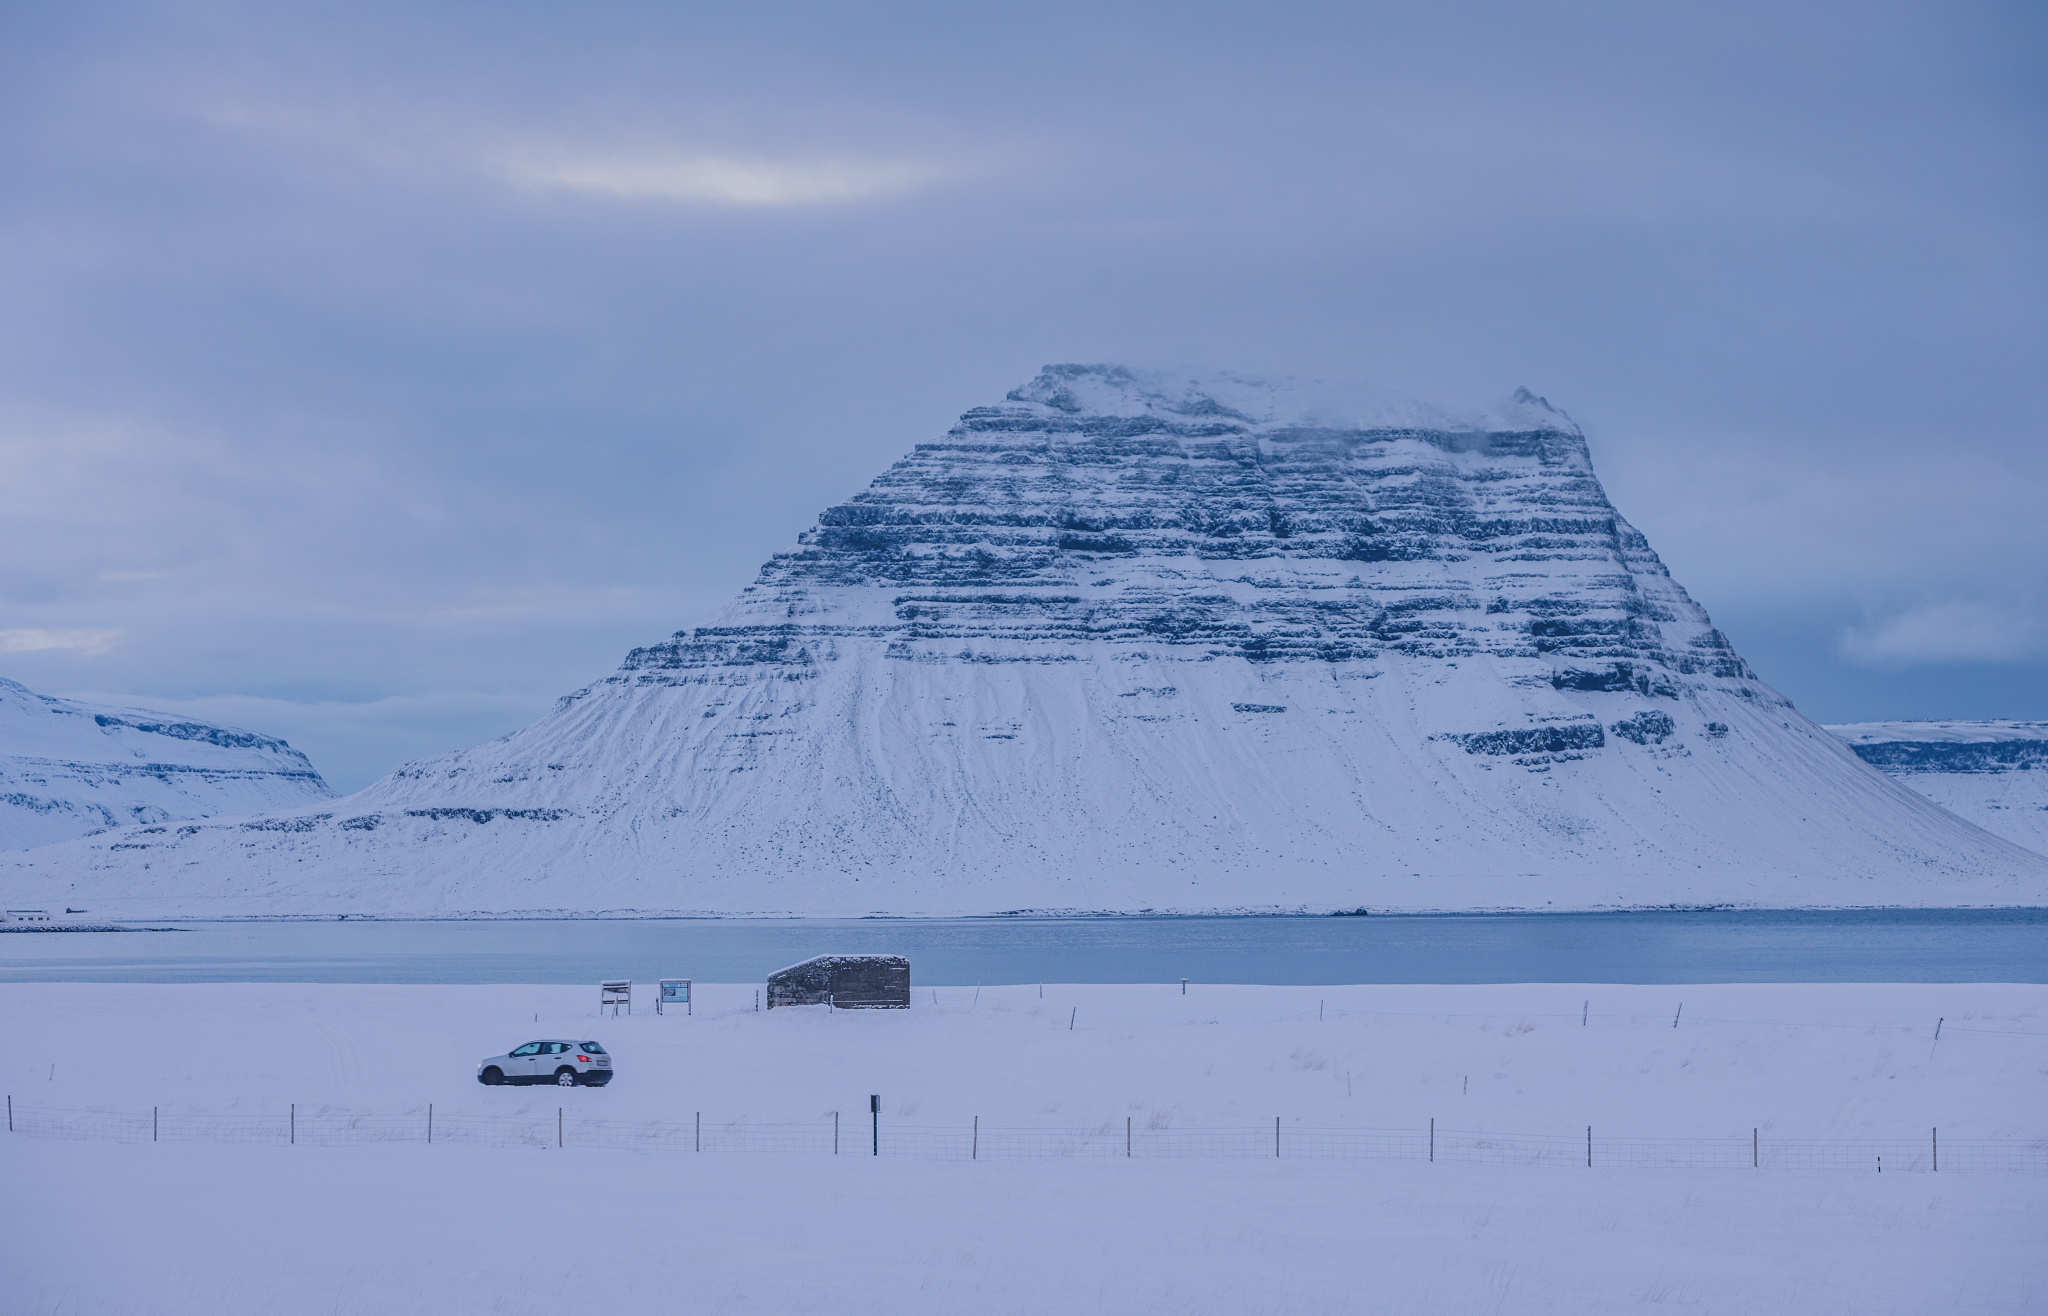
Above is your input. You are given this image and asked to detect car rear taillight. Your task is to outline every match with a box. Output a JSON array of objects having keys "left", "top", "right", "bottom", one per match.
[{"left": 577, "top": 1055, "right": 590, "bottom": 1062}]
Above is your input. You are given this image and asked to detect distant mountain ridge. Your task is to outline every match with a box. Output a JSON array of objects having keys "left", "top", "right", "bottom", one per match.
[
  {"left": 0, "top": 677, "right": 334, "bottom": 850},
  {"left": 1827, "top": 721, "right": 2048, "bottom": 859},
  {"left": 7, "top": 366, "right": 2044, "bottom": 916}
]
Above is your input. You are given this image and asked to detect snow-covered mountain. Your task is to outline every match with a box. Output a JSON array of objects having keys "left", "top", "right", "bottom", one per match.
[
  {"left": 9, "top": 366, "right": 2045, "bottom": 916},
  {"left": 1827, "top": 721, "right": 2048, "bottom": 858},
  {"left": 0, "top": 677, "right": 333, "bottom": 850}
]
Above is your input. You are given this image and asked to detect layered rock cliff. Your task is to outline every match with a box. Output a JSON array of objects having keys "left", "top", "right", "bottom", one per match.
[
  {"left": 1828, "top": 721, "right": 2048, "bottom": 858},
  {"left": 0, "top": 677, "right": 333, "bottom": 850},
  {"left": 8, "top": 367, "right": 2044, "bottom": 915}
]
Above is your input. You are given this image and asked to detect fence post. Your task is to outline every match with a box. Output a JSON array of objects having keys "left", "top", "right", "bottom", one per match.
[
  {"left": 1429, "top": 1118, "right": 1434, "bottom": 1163},
  {"left": 1276, "top": 1117, "right": 1280, "bottom": 1158},
  {"left": 1127, "top": 1117, "right": 1131, "bottom": 1158},
  {"left": 871, "top": 1094, "right": 879, "bottom": 1156},
  {"left": 1673, "top": 1003, "right": 1682, "bottom": 1029},
  {"left": 1932, "top": 1127, "right": 1937, "bottom": 1172},
  {"left": 1753, "top": 1128, "right": 1757, "bottom": 1169},
  {"left": 6, "top": 1094, "right": 10, "bottom": 1132},
  {"left": 1587, "top": 1126, "right": 1592, "bottom": 1168},
  {"left": 428, "top": 1104, "right": 433, "bottom": 1145},
  {"left": 290, "top": 1104, "right": 294, "bottom": 1146},
  {"left": 696, "top": 1112, "right": 700, "bottom": 1153},
  {"left": 833, "top": 1111, "right": 838, "bottom": 1155},
  {"left": 154, "top": 1106, "right": 158, "bottom": 1143}
]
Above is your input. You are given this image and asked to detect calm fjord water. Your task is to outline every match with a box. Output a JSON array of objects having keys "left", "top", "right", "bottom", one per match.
[{"left": 2, "top": 910, "right": 2042, "bottom": 985}]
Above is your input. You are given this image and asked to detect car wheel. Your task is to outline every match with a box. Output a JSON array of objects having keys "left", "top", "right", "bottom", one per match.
[
  {"left": 554, "top": 1068, "right": 578, "bottom": 1087},
  {"left": 480, "top": 1067, "right": 504, "bottom": 1086}
]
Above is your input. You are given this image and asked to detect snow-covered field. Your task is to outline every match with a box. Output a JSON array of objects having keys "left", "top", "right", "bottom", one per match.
[{"left": 5, "top": 980, "right": 2042, "bottom": 1313}]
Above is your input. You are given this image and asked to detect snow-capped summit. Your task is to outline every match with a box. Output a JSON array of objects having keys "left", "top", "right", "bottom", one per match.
[
  {"left": 1002, "top": 364, "right": 1571, "bottom": 436},
  {"left": 10, "top": 366, "right": 2044, "bottom": 916},
  {"left": 0, "top": 677, "right": 333, "bottom": 850}
]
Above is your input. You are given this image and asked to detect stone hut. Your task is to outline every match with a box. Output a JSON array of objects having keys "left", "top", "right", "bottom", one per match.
[{"left": 766, "top": 954, "right": 910, "bottom": 1009}]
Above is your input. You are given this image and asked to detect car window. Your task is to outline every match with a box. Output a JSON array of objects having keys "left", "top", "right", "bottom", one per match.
[
  {"left": 578, "top": 1042, "right": 605, "bottom": 1054},
  {"left": 510, "top": 1043, "right": 541, "bottom": 1057}
]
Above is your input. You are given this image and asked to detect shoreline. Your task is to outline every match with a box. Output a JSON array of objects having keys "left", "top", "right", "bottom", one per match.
[{"left": 11, "top": 903, "right": 2048, "bottom": 927}]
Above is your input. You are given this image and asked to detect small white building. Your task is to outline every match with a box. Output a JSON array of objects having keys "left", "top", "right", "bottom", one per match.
[{"left": 5, "top": 910, "right": 54, "bottom": 923}]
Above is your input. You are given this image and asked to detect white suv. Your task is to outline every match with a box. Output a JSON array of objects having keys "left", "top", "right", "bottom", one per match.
[{"left": 478, "top": 1039, "right": 613, "bottom": 1087}]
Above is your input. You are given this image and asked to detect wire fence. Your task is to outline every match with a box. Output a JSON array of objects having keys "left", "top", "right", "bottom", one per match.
[{"left": 9, "top": 1100, "right": 2044, "bottom": 1172}]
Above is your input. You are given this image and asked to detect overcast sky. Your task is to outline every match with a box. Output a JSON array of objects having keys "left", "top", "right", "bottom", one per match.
[{"left": 4, "top": 1, "right": 2044, "bottom": 792}]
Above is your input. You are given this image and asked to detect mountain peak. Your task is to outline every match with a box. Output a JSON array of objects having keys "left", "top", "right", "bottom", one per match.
[
  {"left": 1002, "top": 364, "right": 1580, "bottom": 436},
  {"left": 10, "top": 369, "right": 2040, "bottom": 915}
]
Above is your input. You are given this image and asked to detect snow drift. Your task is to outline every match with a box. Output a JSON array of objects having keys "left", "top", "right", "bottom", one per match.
[
  {"left": 9, "top": 366, "right": 2045, "bottom": 916},
  {"left": 0, "top": 677, "right": 333, "bottom": 851}
]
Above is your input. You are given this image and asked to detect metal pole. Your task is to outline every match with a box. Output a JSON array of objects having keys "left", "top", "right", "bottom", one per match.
[
  {"left": 1181, "top": 979, "right": 1187, "bottom": 995},
  {"left": 1275, "top": 1117, "right": 1280, "bottom": 1157},
  {"left": 6, "top": 1095, "right": 9, "bottom": 1132},
  {"left": 696, "top": 1112, "right": 701, "bottom": 1152},
  {"left": 871, "top": 1095, "right": 879, "bottom": 1156},
  {"left": 1069, "top": 1008, "right": 1076, "bottom": 1031},
  {"left": 154, "top": 1107, "right": 158, "bottom": 1142},
  {"left": 974, "top": 1116, "right": 979, "bottom": 1160},
  {"left": 428, "top": 1104, "right": 433, "bottom": 1145},
  {"left": 1753, "top": 1128, "right": 1757, "bottom": 1168},
  {"left": 558, "top": 1108, "right": 562, "bottom": 1148},
  {"left": 1587, "top": 1126, "right": 1592, "bottom": 1168},
  {"left": 1126, "top": 1117, "right": 1131, "bottom": 1157},
  {"left": 833, "top": 1111, "right": 838, "bottom": 1155},
  {"left": 290, "top": 1104, "right": 295, "bottom": 1145},
  {"left": 1932, "top": 1127, "right": 1937, "bottom": 1172},
  {"left": 1673, "top": 1003, "right": 1683, "bottom": 1029}
]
